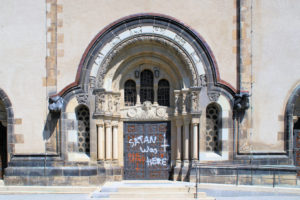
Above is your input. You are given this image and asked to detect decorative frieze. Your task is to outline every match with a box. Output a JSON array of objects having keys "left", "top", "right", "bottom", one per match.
[
  {"left": 122, "top": 101, "right": 169, "bottom": 120},
  {"left": 94, "top": 90, "right": 121, "bottom": 116}
]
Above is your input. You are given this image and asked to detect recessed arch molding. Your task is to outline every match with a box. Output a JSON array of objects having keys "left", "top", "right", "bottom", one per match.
[{"left": 54, "top": 13, "right": 237, "bottom": 102}]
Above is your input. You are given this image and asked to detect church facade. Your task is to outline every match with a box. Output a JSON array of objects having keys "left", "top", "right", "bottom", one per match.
[{"left": 0, "top": 0, "right": 300, "bottom": 186}]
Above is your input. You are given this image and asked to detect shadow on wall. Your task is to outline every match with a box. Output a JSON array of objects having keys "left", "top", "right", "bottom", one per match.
[{"left": 43, "top": 112, "right": 60, "bottom": 141}]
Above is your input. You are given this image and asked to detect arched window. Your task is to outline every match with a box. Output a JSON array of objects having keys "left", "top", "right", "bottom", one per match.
[
  {"left": 157, "top": 79, "right": 170, "bottom": 106},
  {"left": 124, "top": 80, "right": 136, "bottom": 106},
  {"left": 76, "top": 105, "right": 90, "bottom": 155},
  {"left": 140, "top": 70, "right": 154, "bottom": 104},
  {"left": 206, "top": 103, "right": 222, "bottom": 153}
]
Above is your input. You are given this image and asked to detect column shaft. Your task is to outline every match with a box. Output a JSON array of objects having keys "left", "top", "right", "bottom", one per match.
[
  {"left": 183, "top": 122, "right": 190, "bottom": 160},
  {"left": 97, "top": 125, "right": 105, "bottom": 160},
  {"left": 176, "top": 124, "right": 182, "bottom": 160},
  {"left": 192, "top": 123, "right": 198, "bottom": 160},
  {"left": 113, "top": 125, "right": 118, "bottom": 160},
  {"left": 105, "top": 124, "right": 112, "bottom": 160}
]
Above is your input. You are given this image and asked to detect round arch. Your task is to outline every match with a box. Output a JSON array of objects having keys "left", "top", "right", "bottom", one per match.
[
  {"left": 285, "top": 84, "right": 300, "bottom": 163},
  {"left": 0, "top": 88, "right": 14, "bottom": 178},
  {"left": 56, "top": 13, "right": 237, "bottom": 99}
]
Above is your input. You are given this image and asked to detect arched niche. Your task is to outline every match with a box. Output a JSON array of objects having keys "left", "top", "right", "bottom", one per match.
[{"left": 285, "top": 84, "right": 300, "bottom": 165}]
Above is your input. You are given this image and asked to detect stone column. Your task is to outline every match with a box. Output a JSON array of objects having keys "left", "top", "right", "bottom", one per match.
[
  {"left": 183, "top": 118, "right": 190, "bottom": 161},
  {"left": 97, "top": 124, "right": 105, "bottom": 160},
  {"left": 154, "top": 83, "right": 158, "bottom": 105},
  {"left": 192, "top": 122, "right": 198, "bottom": 160},
  {"left": 105, "top": 121, "right": 112, "bottom": 160},
  {"left": 174, "top": 90, "right": 180, "bottom": 115},
  {"left": 176, "top": 119, "right": 183, "bottom": 161},
  {"left": 112, "top": 122, "right": 118, "bottom": 160},
  {"left": 182, "top": 90, "right": 188, "bottom": 114},
  {"left": 136, "top": 85, "right": 141, "bottom": 105}
]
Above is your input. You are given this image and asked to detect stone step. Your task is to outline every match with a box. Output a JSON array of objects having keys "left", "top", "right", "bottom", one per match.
[
  {"left": 94, "top": 198, "right": 215, "bottom": 200},
  {"left": 93, "top": 192, "right": 196, "bottom": 198},
  {"left": 0, "top": 186, "right": 98, "bottom": 194},
  {"left": 90, "top": 181, "right": 215, "bottom": 200},
  {"left": 102, "top": 186, "right": 197, "bottom": 193}
]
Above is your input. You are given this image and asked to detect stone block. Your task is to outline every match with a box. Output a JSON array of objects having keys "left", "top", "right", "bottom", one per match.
[
  {"left": 89, "top": 176, "right": 106, "bottom": 185},
  {"left": 238, "top": 175, "right": 252, "bottom": 185},
  {"left": 50, "top": 176, "right": 68, "bottom": 186},
  {"left": 4, "top": 176, "right": 23, "bottom": 186},
  {"left": 80, "top": 167, "right": 97, "bottom": 176},
  {"left": 63, "top": 167, "right": 80, "bottom": 176},
  {"left": 45, "top": 167, "right": 63, "bottom": 176},
  {"left": 67, "top": 176, "right": 90, "bottom": 186}
]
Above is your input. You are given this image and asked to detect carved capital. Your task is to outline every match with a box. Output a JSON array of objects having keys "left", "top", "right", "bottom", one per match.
[
  {"left": 175, "top": 119, "right": 183, "bottom": 127},
  {"left": 76, "top": 93, "right": 89, "bottom": 105},
  {"left": 112, "top": 121, "right": 119, "bottom": 127},
  {"left": 183, "top": 117, "right": 190, "bottom": 125},
  {"left": 208, "top": 91, "right": 220, "bottom": 102},
  {"left": 104, "top": 120, "right": 111, "bottom": 127}
]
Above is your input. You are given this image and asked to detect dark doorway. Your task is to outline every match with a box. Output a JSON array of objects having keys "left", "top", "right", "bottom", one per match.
[
  {"left": 0, "top": 122, "right": 7, "bottom": 179},
  {"left": 123, "top": 121, "right": 171, "bottom": 180}
]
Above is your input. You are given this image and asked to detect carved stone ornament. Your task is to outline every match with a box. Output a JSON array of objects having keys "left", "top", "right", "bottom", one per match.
[
  {"left": 95, "top": 93, "right": 106, "bottom": 113},
  {"left": 94, "top": 91, "right": 121, "bottom": 116},
  {"left": 191, "top": 91, "right": 200, "bottom": 113},
  {"left": 208, "top": 92, "right": 220, "bottom": 102},
  {"left": 122, "top": 101, "right": 169, "bottom": 120},
  {"left": 76, "top": 94, "right": 89, "bottom": 105},
  {"left": 174, "top": 92, "right": 180, "bottom": 114},
  {"left": 95, "top": 35, "right": 199, "bottom": 88},
  {"left": 89, "top": 76, "right": 96, "bottom": 89},
  {"left": 48, "top": 96, "right": 64, "bottom": 113},
  {"left": 199, "top": 74, "right": 207, "bottom": 87}
]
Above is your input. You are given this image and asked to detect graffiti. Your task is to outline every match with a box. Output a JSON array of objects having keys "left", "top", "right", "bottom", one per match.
[
  {"left": 124, "top": 122, "right": 170, "bottom": 180},
  {"left": 146, "top": 156, "right": 167, "bottom": 166},
  {"left": 128, "top": 135, "right": 157, "bottom": 148}
]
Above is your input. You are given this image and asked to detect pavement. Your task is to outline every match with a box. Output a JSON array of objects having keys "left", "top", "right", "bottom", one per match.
[
  {"left": 197, "top": 183, "right": 300, "bottom": 200},
  {"left": 0, "top": 183, "right": 299, "bottom": 200}
]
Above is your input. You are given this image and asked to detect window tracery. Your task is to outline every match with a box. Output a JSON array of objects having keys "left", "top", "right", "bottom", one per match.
[
  {"left": 206, "top": 103, "right": 222, "bottom": 153},
  {"left": 140, "top": 70, "right": 154, "bottom": 104},
  {"left": 157, "top": 79, "right": 170, "bottom": 106},
  {"left": 124, "top": 80, "right": 136, "bottom": 106},
  {"left": 76, "top": 105, "right": 90, "bottom": 155}
]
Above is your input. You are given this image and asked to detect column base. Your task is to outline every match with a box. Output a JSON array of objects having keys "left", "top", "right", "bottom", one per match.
[
  {"left": 173, "top": 160, "right": 183, "bottom": 181},
  {"left": 181, "top": 160, "right": 190, "bottom": 181}
]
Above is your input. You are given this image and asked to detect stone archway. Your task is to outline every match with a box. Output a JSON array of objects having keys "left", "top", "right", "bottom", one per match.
[
  {"left": 0, "top": 89, "right": 14, "bottom": 179},
  {"left": 57, "top": 14, "right": 236, "bottom": 181},
  {"left": 285, "top": 84, "right": 300, "bottom": 171}
]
